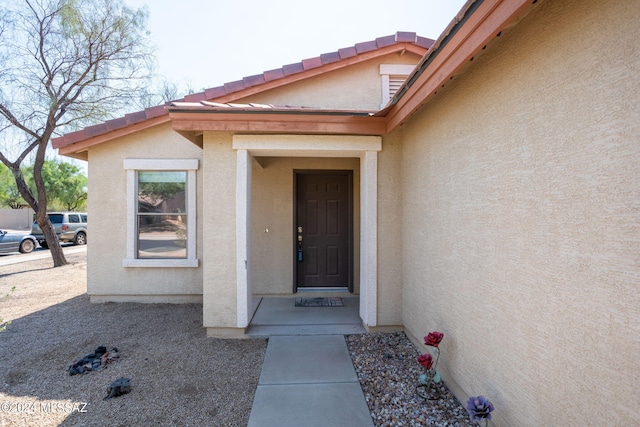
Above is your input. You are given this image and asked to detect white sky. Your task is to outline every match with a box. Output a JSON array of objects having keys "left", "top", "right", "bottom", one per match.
[{"left": 124, "top": 0, "right": 468, "bottom": 92}]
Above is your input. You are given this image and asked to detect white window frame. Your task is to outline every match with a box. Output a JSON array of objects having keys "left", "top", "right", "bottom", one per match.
[
  {"left": 123, "top": 159, "right": 199, "bottom": 268},
  {"left": 380, "top": 64, "right": 416, "bottom": 108}
]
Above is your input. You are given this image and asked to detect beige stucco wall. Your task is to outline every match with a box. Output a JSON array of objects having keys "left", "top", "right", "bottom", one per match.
[
  {"left": 399, "top": 0, "right": 639, "bottom": 425},
  {"left": 377, "top": 132, "right": 404, "bottom": 326},
  {"left": 239, "top": 52, "right": 421, "bottom": 110},
  {"left": 201, "top": 132, "right": 239, "bottom": 329},
  {"left": 250, "top": 157, "right": 360, "bottom": 295},
  {"left": 86, "top": 122, "right": 203, "bottom": 302}
]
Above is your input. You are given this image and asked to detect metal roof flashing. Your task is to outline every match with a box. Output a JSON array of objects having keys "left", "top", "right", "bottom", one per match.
[{"left": 167, "top": 102, "right": 376, "bottom": 117}]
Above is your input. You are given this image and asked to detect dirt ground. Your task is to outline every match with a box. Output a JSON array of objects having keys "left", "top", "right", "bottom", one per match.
[{"left": 0, "top": 251, "right": 267, "bottom": 427}]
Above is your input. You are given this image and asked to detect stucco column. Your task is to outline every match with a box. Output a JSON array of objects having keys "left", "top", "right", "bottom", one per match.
[
  {"left": 360, "top": 150, "right": 378, "bottom": 326},
  {"left": 236, "top": 149, "right": 252, "bottom": 327}
]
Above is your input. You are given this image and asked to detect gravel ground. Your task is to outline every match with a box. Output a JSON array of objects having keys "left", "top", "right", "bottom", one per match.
[
  {"left": 0, "top": 252, "right": 267, "bottom": 427},
  {"left": 346, "top": 333, "right": 474, "bottom": 427},
  {"left": 1, "top": 250, "right": 472, "bottom": 426}
]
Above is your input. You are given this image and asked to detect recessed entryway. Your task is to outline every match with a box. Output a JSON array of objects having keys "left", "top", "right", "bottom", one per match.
[{"left": 233, "top": 134, "right": 381, "bottom": 330}]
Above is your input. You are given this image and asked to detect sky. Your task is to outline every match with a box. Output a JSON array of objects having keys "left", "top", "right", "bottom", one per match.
[{"left": 123, "top": 0, "right": 468, "bottom": 93}]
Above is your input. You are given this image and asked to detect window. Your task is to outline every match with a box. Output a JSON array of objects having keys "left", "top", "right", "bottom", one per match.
[
  {"left": 49, "top": 214, "right": 64, "bottom": 224},
  {"left": 379, "top": 64, "right": 417, "bottom": 108},
  {"left": 137, "top": 171, "right": 187, "bottom": 259},
  {"left": 123, "top": 159, "right": 198, "bottom": 268},
  {"left": 69, "top": 214, "right": 79, "bottom": 223}
]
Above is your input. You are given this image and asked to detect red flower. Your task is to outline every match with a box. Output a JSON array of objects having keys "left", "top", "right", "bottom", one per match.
[
  {"left": 424, "top": 331, "right": 444, "bottom": 348},
  {"left": 418, "top": 353, "right": 433, "bottom": 369}
]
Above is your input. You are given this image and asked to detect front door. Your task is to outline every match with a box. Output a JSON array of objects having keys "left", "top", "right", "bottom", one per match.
[{"left": 295, "top": 171, "right": 352, "bottom": 290}]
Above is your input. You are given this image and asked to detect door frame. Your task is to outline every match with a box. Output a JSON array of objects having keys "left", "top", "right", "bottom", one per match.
[{"left": 293, "top": 170, "right": 354, "bottom": 293}]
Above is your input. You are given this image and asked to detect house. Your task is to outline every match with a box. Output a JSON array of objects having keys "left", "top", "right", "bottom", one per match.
[{"left": 53, "top": 0, "right": 639, "bottom": 425}]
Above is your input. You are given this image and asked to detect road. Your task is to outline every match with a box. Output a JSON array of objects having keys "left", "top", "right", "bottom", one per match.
[{"left": 0, "top": 244, "right": 86, "bottom": 267}]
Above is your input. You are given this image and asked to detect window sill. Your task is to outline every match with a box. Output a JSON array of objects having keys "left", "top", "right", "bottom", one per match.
[{"left": 122, "top": 258, "right": 199, "bottom": 268}]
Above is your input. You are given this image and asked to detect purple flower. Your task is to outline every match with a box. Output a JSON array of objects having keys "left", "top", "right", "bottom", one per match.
[{"left": 466, "top": 395, "right": 494, "bottom": 422}]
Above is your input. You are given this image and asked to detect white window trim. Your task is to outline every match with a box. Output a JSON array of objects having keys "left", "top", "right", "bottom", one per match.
[
  {"left": 122, "top": 159, "right": 199, "bottom": 268},
  {"left": 380, "top": 64, "right": 416, "bottom": 108}
]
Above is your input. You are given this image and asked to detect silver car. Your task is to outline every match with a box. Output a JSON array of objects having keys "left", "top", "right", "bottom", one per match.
[
  {"left": 0, "top": 229, "right": 37, "bottom": 254},
  {"left": 31, "top": 212, "right": 87, "bottom": 248}
]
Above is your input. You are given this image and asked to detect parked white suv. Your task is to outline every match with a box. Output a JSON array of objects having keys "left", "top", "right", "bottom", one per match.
[{"left": 31, "top": 212, "right": 87, "bottom": 248}]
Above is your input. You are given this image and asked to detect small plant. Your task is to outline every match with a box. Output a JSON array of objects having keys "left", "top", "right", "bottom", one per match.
[
  {"left": 466, "top": 395, "right": 495, "bottom": 426},
  {"left": 1, "top": 286, "right": 16, "bottom": 299},
  {"left": 0, "top": 317, "right": 10, "bottom": 333},
  {"left": 416, "top": 331, "right": 444, "bottom": 399},
  {"left": 0, "top": 287, "right": 16, "bottom": 332}
]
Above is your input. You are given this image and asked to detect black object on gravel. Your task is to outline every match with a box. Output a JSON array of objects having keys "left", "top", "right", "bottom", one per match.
[
  {"left": 104, "top": 377, "right": 131, "bottom": 400},
  {"left": 67, "top": 346, "right": 120, "bottom": 375}
]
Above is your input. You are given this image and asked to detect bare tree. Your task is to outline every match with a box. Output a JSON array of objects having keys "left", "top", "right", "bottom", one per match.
[
  {"left": 133, "top": 78, "right": 204, "bottom": 110},
  {"left": 0, "top": 0, "right": 153, "bottom": 266}
]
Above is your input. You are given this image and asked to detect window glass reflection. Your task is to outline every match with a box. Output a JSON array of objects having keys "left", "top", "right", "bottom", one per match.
[
  {"left": 138, "top": 172, "right": 186, "bottom": 214},
  {"left": 137, "top": 217, "right": 187, "bottom": 259},
  {"left": 137, "top": 171, "right": 188, "bottom": 259}
]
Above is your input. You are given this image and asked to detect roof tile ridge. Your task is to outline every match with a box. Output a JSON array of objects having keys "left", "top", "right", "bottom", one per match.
[{"left": 192, "top": 31, "right": 432, "bottom": 102}]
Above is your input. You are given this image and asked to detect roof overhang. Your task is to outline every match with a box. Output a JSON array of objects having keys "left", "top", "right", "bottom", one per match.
[
  {"left": 57, "top": 113, "right": 169, "bottom": 160},
  {"left": 383, "top": 0, "right": 538, "bottom": 131},
  {"left": 167, "top": 103, "right": 386, "bottom": 147}
]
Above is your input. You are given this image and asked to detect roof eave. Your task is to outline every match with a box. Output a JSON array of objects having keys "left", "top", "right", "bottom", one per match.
[
  {"left": 168, "top": 110, "right": 387, "bottom": 142},
  {"left": 167, "top": 102, "right": 377, "bottom": 116},
  {"left": 56, "top": 115, "right": 170, "bottom": 158},
  {"left": 383, "top": 0, "right": 540, "bottom": 131}
]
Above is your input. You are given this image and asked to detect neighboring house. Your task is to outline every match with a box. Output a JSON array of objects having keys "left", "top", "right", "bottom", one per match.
[{"left": 53, "top": 0, "right": 638, "bottom": 425}]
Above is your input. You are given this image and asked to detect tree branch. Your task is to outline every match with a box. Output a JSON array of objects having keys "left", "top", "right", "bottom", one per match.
[{"left": 0, "top": 104, "right": 40, "bottom": 140}]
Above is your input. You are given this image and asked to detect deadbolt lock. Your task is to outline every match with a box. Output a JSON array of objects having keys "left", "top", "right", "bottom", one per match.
[{"left": 297, "top": 226, "right": 303, "bottom": 233}]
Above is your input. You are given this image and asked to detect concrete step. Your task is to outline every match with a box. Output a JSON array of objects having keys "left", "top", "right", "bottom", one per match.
[{"left": 246, "top": 323, "right": 366, "bottom": 337}]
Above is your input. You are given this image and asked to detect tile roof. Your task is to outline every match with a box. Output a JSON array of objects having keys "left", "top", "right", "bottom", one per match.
[{"left": 53, "top": 32, "right": 432, "bottom": 151}]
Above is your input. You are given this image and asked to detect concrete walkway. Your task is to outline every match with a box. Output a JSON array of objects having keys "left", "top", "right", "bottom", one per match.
[
  {"left": 0, "top": 245, "right": 86, "bottom": 266},
  {"left": 247, "top": 297, "right": 374, "bottom": 426}
]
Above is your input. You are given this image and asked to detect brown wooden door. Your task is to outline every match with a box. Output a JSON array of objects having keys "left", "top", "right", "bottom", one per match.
[{"left": 295, "top": 172, "right": 352, "bottom": 290}]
